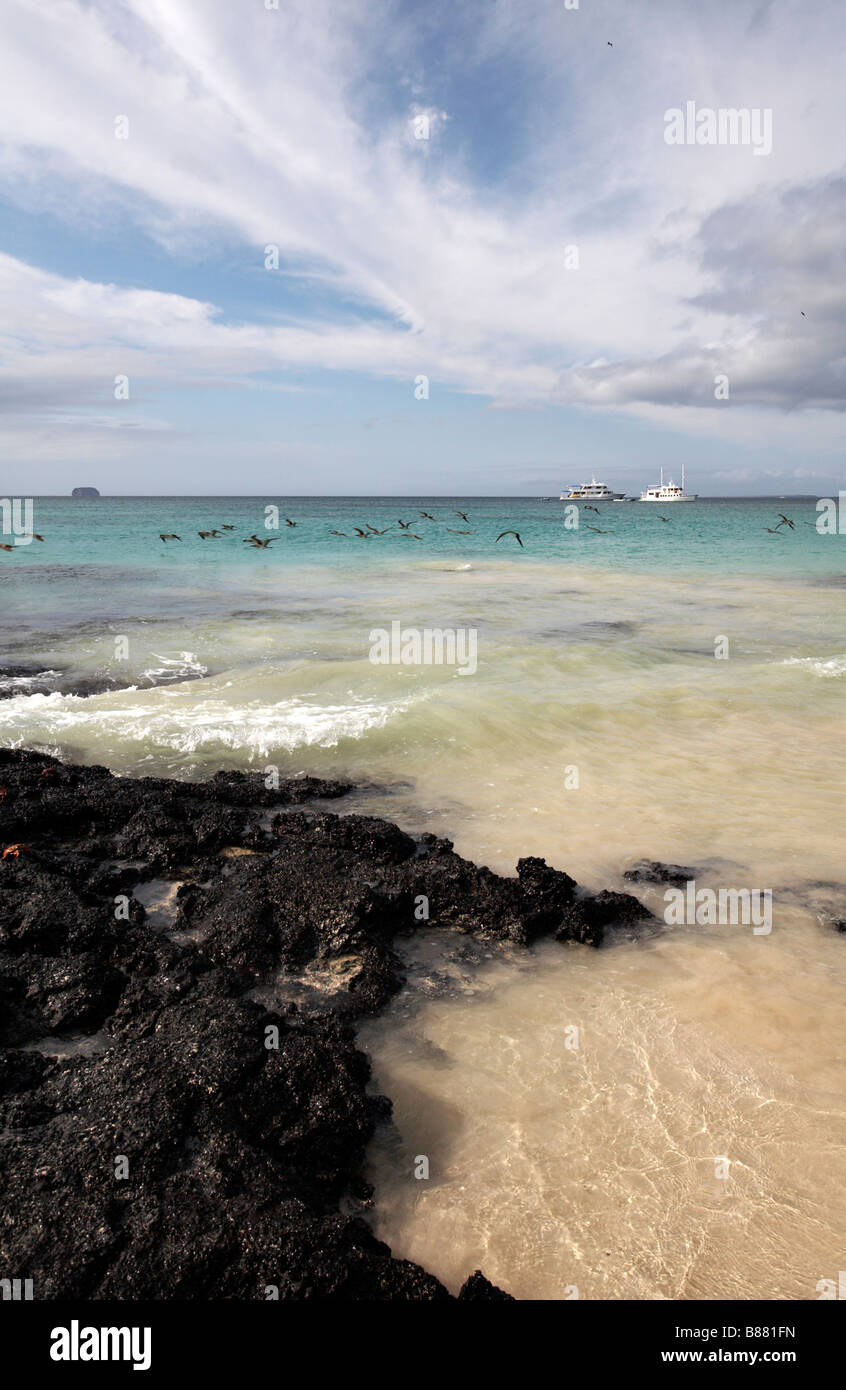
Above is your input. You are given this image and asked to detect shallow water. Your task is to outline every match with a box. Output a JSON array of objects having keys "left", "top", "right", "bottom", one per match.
[
  {"left": 360, "top": 918, "right": 846, "bottom": 1300},
  {"left": 2, "top": 495, "right": 845, "bottom": 1299}
]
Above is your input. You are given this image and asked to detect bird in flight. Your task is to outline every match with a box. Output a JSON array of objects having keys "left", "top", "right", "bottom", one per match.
[
  {"left": 220, "top": 524, "right": 235, "bottom": 530},
  {"left": 160, "top": 533, "right": 181, "bottom": 542},
  {"left": 198, "top": 530, "right": 221, "bottom": 539},
  {"left": 585, "top": 524, "right": 614, "bottom": 534},
  {"left": 244, "top": 536, "right": 279, "bottom": 549},
  {"left": 31, "top": 533, "right": 45, "bottom": 542},
  {"left": 496, "top": 530, "right": 523, "bottom": 547},
  {"left": 401, "top": 533, "right": 423, "bottom": 540},
  {"left": 367, "top": 527, "right": 391, "bottom": 535},
  {"left": 352, "top": 527, "right": 369, "bottom": 538},
  {"left": 584, "top": 505, "right": 600, "bottom": 514},
  {"left": 776, "top": 514, "right": 795, "bottom": 530},
  {"left": 330, "top": 530, "right": 347, "bottom": 537},
  {"left": 800, "top": 311, "right": 806, "bottom": 317},
  {"left": 764, "top": 527, "right": 785, "bottom": 535},
  {"left": 607, "top": 40, "right": 613, "bottom": 46},
  {"left": 242, "top": 534, "right": 262, "bottom": 543},
  {"left": 419, "top": 511, "right": 436, "bottom": 521},
  {"left": 397, "top": 519, "right": 411, "bottom": 528},
  {"left": 0, "top": 543, "right": 15, "bottom": 552},
  {"left": 454, "top": 510, "right": 470, "bottom": 522},
  {"left": 284, "top": 518, "right": 297, "bottom": 527},
  {"left": 447, "top": 528, "right": 472, "bottom": 534},
  {"left": 658, "top": 516, "right": 671, "bottom": 522}
]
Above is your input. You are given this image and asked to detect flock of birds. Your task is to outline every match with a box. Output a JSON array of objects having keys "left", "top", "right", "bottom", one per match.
[
  {"left": 0, "top": 510, "right": 816, "bottom": 555},
  {"left": 578, "top": 507, "right": 806, "bottom": 538},
  {"left": 157, "top": 511, "right": 528, "bottom": 548}
]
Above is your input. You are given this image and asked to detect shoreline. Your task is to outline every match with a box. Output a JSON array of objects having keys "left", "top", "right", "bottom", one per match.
[{"left": 0, "top": 748, "right": 655, "bottom": 1300}]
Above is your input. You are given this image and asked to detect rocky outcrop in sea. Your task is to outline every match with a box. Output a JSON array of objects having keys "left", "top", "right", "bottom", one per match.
[{"left": 0, "top": 748, "right": 655, "bottom": 1299}]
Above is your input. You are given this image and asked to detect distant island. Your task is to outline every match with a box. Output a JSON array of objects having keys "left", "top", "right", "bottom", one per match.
[{"left": 71, "top": 486, "right": 100, "bottom": 497}]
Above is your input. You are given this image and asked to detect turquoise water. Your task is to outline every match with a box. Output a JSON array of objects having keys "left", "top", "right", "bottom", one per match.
[
  {"left": 3, "top": 496, "right": 840, "bottom": 675},
  {"left": 0, "top": 496, "right": 837, "bottom": 590},
  {"left": 2, "top": 491, "right": 844, "bottom": 884}
]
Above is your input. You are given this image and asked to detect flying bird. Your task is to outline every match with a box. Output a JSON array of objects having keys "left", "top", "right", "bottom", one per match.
[
  {"left": 658, "top": 516, "right": 671, "bottom": 522},
  {"left": 764, "top": 527, "right": 785, "bottom": 535},
  {"left": 585, "top": 524, "right": 614, "bottom": 534},
  {"left": 330, "top": 530, "right": 348, "bottom": 537},
  {"left": 0, "top": 544, "right": 15, "bottom": 552},
  {"left": 31, "top": 534, "right": 45, "bottom": 542},
  {"left": 397, "top": 519, "right": 411, "bottom": 529},
  {"left": 160, "top": 533, "right": 181, "bottom": 542},
  {"left": 284, "top": 518, "right": 297, "bottom": 527},
  {"left": 352, "top": 527, "right": 369, "bottom": 537},
  {"left": 367, "top": 527, "right": 391, "bottom": 535},
  {"left": 220, "top": 524, "right": 235, "bottom": 530},
  {"left": 401, "top": 533, "right": 423, "bottom": 540},
  {"left": 607, "top": 41, "right": 613, "bottom": 46},
  {"left": 496, "top": 530, "right": 523, "bottom": 547},
  {"left": 244, "top": 537, "right": 278, "bottom": 549},
  {"left": 776, "top": 514, "right": 795, "bottom": 530},
  {"left": 447, "top": 528, "right": 472, "bottom": 534},
  {"left": 198, "top": 530, "right": 221, "bottom": 539},
  {"left": 800, "top": 311, "right": 806, "bottom": 317},
  {"left": 454, "top": 510, "right": 469, "bottom": 522},
  {"left": 419, "top": 511, "right": 435, "bottom": 521},
  {"left": 584, "top": 505, "right": 600, "bottom": 514}
]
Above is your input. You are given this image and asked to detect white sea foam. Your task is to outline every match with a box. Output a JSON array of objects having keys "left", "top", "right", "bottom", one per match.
[
  {"left": 139, "top": 651, "right": 209, "bottom": 683},
  {"left": 0, "top": 687, "right": 422, "bottom": 758},
  {"left": 782, "top": 654, "right": 846, "bottom": 678},
  {"left": 0, "top": 669, "right": 62, "bottom": 692}
]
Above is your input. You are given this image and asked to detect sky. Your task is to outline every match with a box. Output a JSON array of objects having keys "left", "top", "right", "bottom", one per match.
[{"left": 0, "top": 0, "right": 844, "bottom": 496}]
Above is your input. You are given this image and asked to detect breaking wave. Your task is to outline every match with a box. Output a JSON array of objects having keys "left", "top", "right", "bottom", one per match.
[
  {"left": 782, "top": 654, "right": 846, "bottom": 678},
  {"left": 0, "top": 687, "right": 424, "bottom": 759}
]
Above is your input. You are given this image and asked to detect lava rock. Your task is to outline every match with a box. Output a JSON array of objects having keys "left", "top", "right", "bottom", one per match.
[
  {"left": 0, "top": 750, "right": 653, "bottom": 1301},
  {"left": 623, "top": 858, "right": 696, "bottom": 887},
  {"left": 458, "top": 1270, "right": 516, "bottom": 1300}
]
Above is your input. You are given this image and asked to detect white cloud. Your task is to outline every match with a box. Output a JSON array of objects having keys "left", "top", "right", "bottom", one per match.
[{"left": 0, "top": 0, "right": 844, "bottom": 468}]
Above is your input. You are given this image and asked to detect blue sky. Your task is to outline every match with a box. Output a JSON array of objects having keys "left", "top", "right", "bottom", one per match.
[{"left": 0, "top": 0, "right": 844, "bottom": 494}]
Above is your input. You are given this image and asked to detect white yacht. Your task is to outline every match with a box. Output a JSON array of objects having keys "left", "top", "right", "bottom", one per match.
[
  {"left": 560, "top": 478, "right": 626, "bottom": 502},
  {"left": 638, "top": 466, "right": 697, "bottom": 502}
]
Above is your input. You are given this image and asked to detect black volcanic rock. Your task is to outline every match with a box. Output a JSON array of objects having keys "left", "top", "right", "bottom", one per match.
[
  {"left": 458, "top": 1270, "right": 516, "bottom": 1300},
  {"left": 0, "top": 750, "right": 655, "bottom": 1300},
  {"left": 71, "top": 486, "right": 100, "bottom": 497},
  {"left": 624, "top": 858, "right": 696, "bottom": 887}
]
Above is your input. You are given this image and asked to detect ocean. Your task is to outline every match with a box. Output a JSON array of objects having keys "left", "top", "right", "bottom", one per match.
[{"left": 3, "top": 493, "right": 846, "bottom": 1299}]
